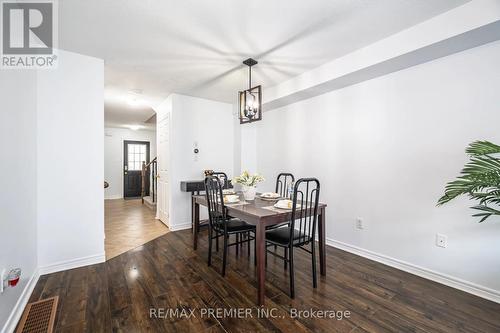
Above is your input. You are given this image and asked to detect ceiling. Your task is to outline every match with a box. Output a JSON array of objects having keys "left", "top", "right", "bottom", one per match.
[{"left": 58, "top": 0, "right": 469, "bottom": 129}]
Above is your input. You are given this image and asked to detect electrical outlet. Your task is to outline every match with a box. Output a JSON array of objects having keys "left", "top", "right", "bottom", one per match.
[
  {"left": 436, "top": 233, "right": 448, "bottom": 248},
  {"left": 356, "top": 218, "right": 364, "bottom": 230}
]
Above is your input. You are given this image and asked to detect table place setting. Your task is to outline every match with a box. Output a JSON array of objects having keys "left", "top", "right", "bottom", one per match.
[
  {"left": 261, "top": 199, "right": 301, "bottom": 212},
  {"left": 258, "top": 192, "right": 281, "bottom": 201},
  {"left": 223, "top": 194, "right": 251, "bottom": 206}
]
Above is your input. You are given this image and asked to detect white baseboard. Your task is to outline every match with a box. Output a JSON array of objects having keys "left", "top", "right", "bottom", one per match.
[
  {"left": 169, "top": 222, "right": 192, "bottom": 232},
  {"left": 327, "top": 238, "right": 500, "bottom": 304},
  {"left": 38, "top": 253, "right": 105, "bottom": 275},
  {"left": 2, "top": 269, "right": 40, "bottom": 333},
  {"left": 105, "top": 195, "right": 123, "bottom": 200}
]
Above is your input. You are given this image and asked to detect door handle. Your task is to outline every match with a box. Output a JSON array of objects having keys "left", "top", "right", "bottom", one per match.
[{"left": 156, "top": 175, "right": 160, "bottom": 179}]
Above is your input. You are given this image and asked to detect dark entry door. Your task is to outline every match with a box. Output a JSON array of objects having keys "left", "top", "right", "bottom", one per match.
[{"left": 124, "top": 140, "right": 150, "bottom": 198}]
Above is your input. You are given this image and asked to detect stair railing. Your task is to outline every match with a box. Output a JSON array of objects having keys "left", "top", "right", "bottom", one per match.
[{"left": 141, "top": 157, "right": 157, "bottom": 204}]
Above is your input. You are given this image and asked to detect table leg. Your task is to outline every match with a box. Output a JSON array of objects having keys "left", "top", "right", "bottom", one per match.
[
  {"left": 191, "top": 194, "right": 195, "bottom": 231},
  {"left": 192, "top": 200, "right": 200, "bottom": 250},
  {"left": 318, "top": 207, "right": 326, "bottom": 276},
  {"left": 256, "top": 222, "right": 266, "bottom": 306}
]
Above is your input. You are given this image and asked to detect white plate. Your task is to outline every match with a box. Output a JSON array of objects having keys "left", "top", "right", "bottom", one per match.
[
  {"left": 259, "top": 196, "right": 280, "bottom": 201},
  {"left": 273, "top": 203, "right": 301, "bottom": 209},
  {"left": 225, "top": 200, "right": 240, "bottom": 204},
  {"left": 260, "top": 192, "right": 280, "bottom": 198}
]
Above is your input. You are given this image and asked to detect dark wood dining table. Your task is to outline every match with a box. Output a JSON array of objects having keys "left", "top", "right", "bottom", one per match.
[{"left": 191, "top": 192, "right": 327, "bottom": 306}]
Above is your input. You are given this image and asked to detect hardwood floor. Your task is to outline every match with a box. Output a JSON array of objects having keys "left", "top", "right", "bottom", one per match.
[
  {"left": 105, "top": 199, "right": 169, "bottom": 260},
  {"left": 28, "top": 228, "right": 500, "bottom": 333}
]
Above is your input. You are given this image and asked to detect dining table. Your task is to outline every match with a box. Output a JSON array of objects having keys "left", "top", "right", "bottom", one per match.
[{"left": 191, "top": 192, "right": 327, "bottom": 306}]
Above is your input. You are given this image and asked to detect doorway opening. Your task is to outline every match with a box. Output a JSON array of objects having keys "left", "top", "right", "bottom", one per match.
[{"left": 104, "top": 118, "right": 168, "bottom": 260}]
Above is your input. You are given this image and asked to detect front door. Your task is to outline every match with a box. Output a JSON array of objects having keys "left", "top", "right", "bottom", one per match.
[{"left": 124, "top": 140, "right": 150, "bottom": 198}]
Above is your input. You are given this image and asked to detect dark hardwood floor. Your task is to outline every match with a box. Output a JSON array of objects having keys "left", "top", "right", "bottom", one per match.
[{"left": 26, "top": 229, "right": 500, "bottom": 332}]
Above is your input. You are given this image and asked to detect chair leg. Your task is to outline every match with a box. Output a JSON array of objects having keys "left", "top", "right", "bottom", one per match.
[
  {"left": 216, "top": 231, "right": 219, "bottom": 252},
  {"left": 254, "top": 237, "right": 257, "bottom": 266},
  {"left": 222, "top": 233, "right": 228, "bottom": 276},
  {"left": 247, "top": 232, "right": 250, "bottom": 257},
  {"left": 284, "top": 247, "right": 288, "bottom": 270},
  {"left": 208, "top": 227, "right": 213, "bottom": 267},
  {"left": 236, "top": 234, "right": 239, "bottom": 256},
  {"left": 265, "top": 244, "right": 268, "bottom": 267},
  {"left": 289, "top": 247, "right": 295, "bottom": 298},
  {"left": 311, "top": 242, "right": 317, "bottom": 288}
]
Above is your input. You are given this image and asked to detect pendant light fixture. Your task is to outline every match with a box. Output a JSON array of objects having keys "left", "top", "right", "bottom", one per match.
[{"left": 239, "top": 58, "right": 262, "bottom": 124}]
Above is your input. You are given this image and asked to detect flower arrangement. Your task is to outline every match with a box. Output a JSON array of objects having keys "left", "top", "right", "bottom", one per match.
[
  {"left": 232, "top": 171, "right": 265, "bottom": 187},
  {"left": 233, "top": 171, "right": 264, "bottom": 200}
]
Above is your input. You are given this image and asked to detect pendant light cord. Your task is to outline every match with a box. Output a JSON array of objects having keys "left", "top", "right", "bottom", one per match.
[{"left": 248, "top": 65, "right": 252, "bottom": 89}]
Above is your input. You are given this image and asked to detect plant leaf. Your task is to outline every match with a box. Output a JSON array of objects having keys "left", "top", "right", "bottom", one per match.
[
  {"left": 466, "top": 141, "right": 500, "bottom": 156},
  {"left": 437, "top": 141, "right": 500, "bottom": 223},
  {"left": 471, "top": 204, "right": 500, "bottom": 223},
  {"left": 437, "top": 155, "right": 500, "bottom": 206}
]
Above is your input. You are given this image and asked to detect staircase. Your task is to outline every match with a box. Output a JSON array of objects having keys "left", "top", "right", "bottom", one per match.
[
  {"left": 141, "top": 157, "right": 157, "bottom": 211},
  {"left": 142, "top": 195, "right": 156, "bottom": 210}
]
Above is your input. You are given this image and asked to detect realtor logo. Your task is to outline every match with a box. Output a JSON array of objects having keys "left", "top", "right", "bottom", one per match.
[{"left": 1, "top": 0, "right": 57, "bottom": 68}]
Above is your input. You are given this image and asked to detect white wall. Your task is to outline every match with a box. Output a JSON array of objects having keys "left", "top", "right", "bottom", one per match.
[
  {"left": 253, "top": 41, "right": 500, "bottom": 298},
  {"left": 0, "top": 49, "right": 105, "bottom": 331},
  {"left": 0, "top": 71, "right": 38, "bottom": 332},
  {"left": 104, "top": 127, "right": 157, "bottom": 199},
  {"left": 37, "top": 50, "right": 105, "bottom": 270},
  {"left": 240, "top": 122, "right": 258, "bottom": 175},
  {"left": 155, "top": 94, "right": 234, "bottom": 230}
]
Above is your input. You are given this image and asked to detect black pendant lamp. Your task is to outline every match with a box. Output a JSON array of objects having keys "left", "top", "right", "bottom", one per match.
[{"left": 239, "top": 58, "right": 262, "bottom": 124}]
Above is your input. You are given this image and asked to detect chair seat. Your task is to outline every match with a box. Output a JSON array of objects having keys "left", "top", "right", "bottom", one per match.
[
  {"left": 266, "top": 222, "right": 289, "bottom": 230},
  {"left": 266, "top": 227, "right": 311, "bottom": 245},
  {"left": 214, "top": 218, "right": 255, "bottom": 232}
]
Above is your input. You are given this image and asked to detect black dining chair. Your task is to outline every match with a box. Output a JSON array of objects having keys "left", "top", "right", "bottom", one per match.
[
  {"left": 268, "top": 173, "right": 295, "bottom": 238},
  {"left": 265, "top": 178, "right": 321, "bottom": 298},
  {"left": 275, "top": 173, "right": 295, "bottom": 198},
  {"left": 212, "top": 171, "right": 230, "bottom": 189},
  {"left": 211, "top": 171, "right": 236, "bottom": 250},
  {"left": 204, "top": 175, "right": 255, "bottom": 276}
]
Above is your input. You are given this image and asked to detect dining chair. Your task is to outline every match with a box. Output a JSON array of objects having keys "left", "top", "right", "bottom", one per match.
[
  {"left": 265, "top": 178, "right": 321, "bottom": 298},
  {"left": 276, "top": 173, "right": 295, "bottom": 198},
  {"left": 204, "top": 175, "right": 255, "bottom": 276},
  {"left": 211, "top": 171, "right": 234, "bottom": 250},
  {"left": 212, "top": 171, "right": 230, "bottom": 189},
  {"left": 268, "top": 173, "right": 295, "bottom": 236}
]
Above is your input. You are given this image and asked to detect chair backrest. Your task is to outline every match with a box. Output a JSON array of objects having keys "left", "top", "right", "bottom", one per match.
[
  {"left": 275, "top": 173, "right": 295, "bottom": 198},
  {"left": 289, "top": 178, "right": 320, "bottom": 246},
  {"left": 212, "top": 171, "right": 230, "bottom": 189},
  {"left": 204, "top": 175, "right": 226, "bottom": 227}
]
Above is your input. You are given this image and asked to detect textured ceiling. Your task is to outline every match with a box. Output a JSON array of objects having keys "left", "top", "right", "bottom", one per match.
[{"left": 58, "top": 0, "right": 469, "bottom": 129}]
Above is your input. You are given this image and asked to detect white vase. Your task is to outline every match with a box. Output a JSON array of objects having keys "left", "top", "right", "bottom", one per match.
[{"left": 242, "top": 185, "right": 257, "bottom": 200}]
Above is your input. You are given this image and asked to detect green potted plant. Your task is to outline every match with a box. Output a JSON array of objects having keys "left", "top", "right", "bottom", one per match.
[
  {"left": 437, "top": 141, "right": 500, "bottom": 222},
  {"left": 233, "top": 171, "right": 265, "bottom": 200}
]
